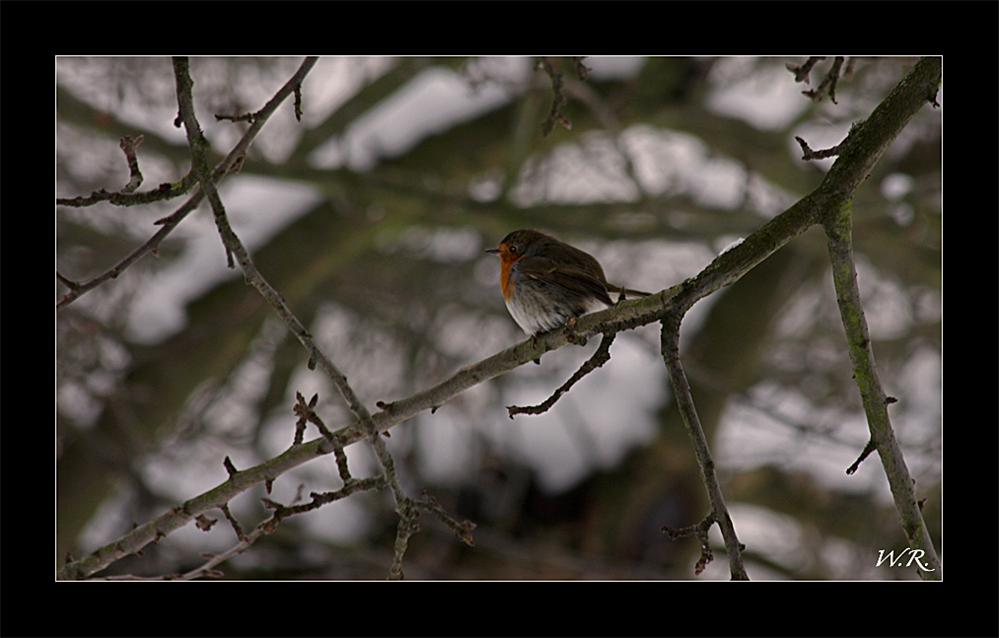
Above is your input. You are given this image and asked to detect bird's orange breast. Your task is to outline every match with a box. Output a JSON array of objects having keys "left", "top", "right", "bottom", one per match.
[{"left": 497, "top": 245, "right": 520, "bottom": 302}]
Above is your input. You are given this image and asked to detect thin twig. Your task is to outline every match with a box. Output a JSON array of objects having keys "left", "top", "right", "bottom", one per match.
[
  {"left": 119, "top": 134, "right": 145, "bottom": 193},
  {"left": 785, "top": 57, "right": 826, "bottom": 83},
  {"left": 663, "top": 512, "right": 716, "bottom": 576},
  {"left": 661, "top": 316, "right": 748, "bottom": 580},
  {"left": 537, "top": 57, "right": 577, "bottom": 137},
  {"left": 507, "top": 331, "right": 615, "bottom": 417}
]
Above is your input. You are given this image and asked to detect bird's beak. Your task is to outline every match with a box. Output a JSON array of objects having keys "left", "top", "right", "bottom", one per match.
[{"left": 485, "top": 247, "right": 500, "bottom": 255}]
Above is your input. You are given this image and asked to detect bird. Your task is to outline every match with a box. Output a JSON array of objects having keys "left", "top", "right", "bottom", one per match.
[{"left": 486, "top": 229, "right": 650, "bottom": 335}]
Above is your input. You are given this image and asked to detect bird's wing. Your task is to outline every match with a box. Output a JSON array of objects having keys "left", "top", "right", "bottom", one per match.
[{"left": 516, "top": 256, "right": 614, "bottom": 306}]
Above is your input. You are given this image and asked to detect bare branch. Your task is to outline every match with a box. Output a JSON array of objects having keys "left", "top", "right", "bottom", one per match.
[
  {"left": 171, "top": 56, "right": 466, "bottom": 579},
  {"left": 823, "top": 184, "right": 942, "bottom": 578},
  {"left": 57, "top": 57, "right": 319, "bottom": 309}
]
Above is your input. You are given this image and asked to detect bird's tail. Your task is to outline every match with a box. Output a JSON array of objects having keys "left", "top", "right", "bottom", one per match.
[{"left": 607, "top": 284, "right": 651, "bottom": 299}]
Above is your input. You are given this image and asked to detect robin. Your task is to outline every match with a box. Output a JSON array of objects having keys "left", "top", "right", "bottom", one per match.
[{"left": 486, "top": 229, "right": 650, "bottom": 335}]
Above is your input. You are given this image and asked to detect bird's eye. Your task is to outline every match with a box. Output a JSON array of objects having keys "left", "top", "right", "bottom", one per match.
[{"left": 509, "top": 245, "right": 518, "bottom": 254}]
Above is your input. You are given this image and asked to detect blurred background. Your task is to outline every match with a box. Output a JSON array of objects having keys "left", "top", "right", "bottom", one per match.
[{"left": 56, "top": 56, "right": 941, "bottom": 579}]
